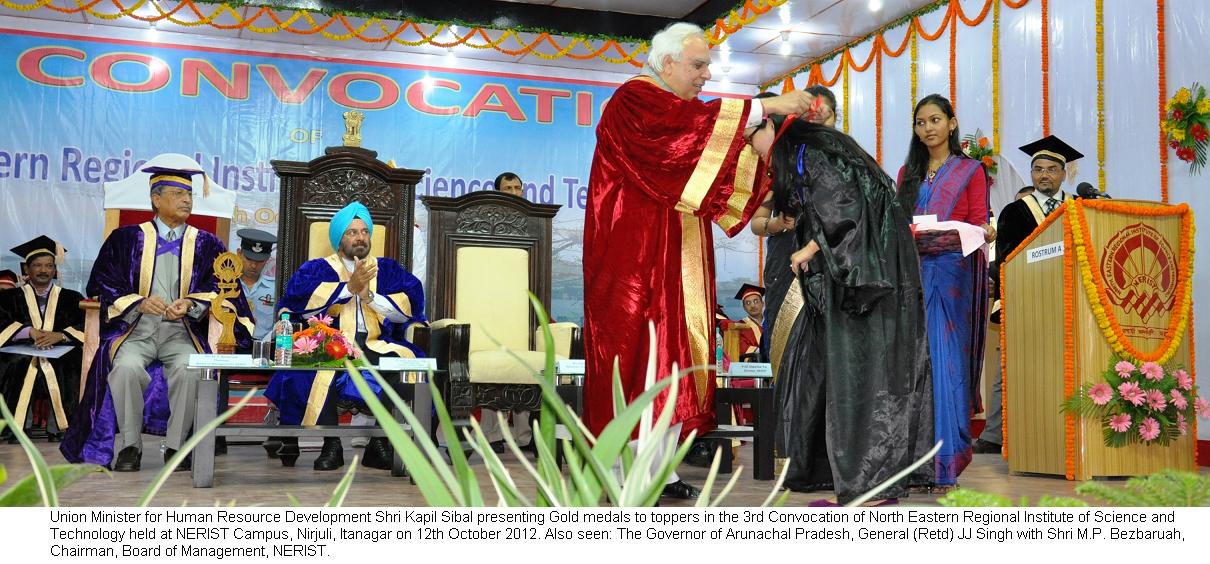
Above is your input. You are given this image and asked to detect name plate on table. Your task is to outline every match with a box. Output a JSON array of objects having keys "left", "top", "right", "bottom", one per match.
[
  {"left": 723, "top": 362, "right": 773, "bottom": 378},
  {"left": 379, "top": 357, "right": 438, "bottom": 372},
  {"left": 189, "top": 354, "right": 254, "bottom": 368},
  {"left": 555, "top": 359, "right": 585, "bottom": 374}
]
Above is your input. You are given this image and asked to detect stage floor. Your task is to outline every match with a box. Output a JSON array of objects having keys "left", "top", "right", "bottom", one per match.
[{"left": 2, "top": 438, "right": 1205, "bottom": 507}]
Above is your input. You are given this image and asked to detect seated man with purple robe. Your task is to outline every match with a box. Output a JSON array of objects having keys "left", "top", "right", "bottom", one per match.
[
  {"left": 61, "top": 164, "right": 252, "bottom": 471},
  {"left": 267, "top": 201, "right": 426, "bottom": 471}
]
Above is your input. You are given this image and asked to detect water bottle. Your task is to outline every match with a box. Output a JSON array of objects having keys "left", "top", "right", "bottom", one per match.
[
  {"left": 715, "top": 327, "right": 725, "bottom": 374},
  {"left": 274, "top": 313, "right": 293, "bottom": 366}
]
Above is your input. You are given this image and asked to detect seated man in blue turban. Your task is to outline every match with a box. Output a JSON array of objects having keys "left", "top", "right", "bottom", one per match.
[{"left": 267, "top": 201, "right": 427, "bottom": 471}]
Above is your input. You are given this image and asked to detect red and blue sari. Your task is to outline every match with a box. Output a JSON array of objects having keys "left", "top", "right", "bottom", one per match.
[{"left": 900, "top": 157, "right": 989, "bottom": 486}]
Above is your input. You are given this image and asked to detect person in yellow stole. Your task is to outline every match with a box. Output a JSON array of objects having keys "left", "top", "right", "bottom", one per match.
[
  {"left": 268, "top": 201, "right": 426, "bottom": 471},
  {"left": 61, "top": 164, "right": 253, "bottom": 471},
  {"left": 582, "top": 22, "right": 815, "bottom": 499},
  {"left": 0, "top": 236, "right": 85, "bottom": 443}
]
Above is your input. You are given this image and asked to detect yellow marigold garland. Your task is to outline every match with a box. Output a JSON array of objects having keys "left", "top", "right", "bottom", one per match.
[
  {"left": 991, "top": 0, "right": 1000, "bottom": 155},
  {"left": 1095, "top": 0, "right": 1106, "bottom": 191},
  {"left": 1067, "top": 199, "right": 1195, "bottom": 365},
  {"left": 842, "top": 59, "right": 851, "bottom": 134}
]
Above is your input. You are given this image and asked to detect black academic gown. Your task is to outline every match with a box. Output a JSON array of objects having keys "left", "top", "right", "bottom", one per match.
[
  {"left": 991, "top": 190, "right": 1076, "bottom": 321},
  {"left": 777, "top": 130, "right": 934, "bottom": 503},
  {"left": 0, "top": 284, "right": 85, "bottom": 432}
]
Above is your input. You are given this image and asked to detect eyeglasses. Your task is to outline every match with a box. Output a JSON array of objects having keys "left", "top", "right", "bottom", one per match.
[
  {"left": 1031, "top": 166, "right": 1063, "bottom": 176},
  {"left": 742, "top": 299, "right": 762, "bottom": 306},
  {"left": 745, "top": 119, "right": 769, "bottom": 143}
]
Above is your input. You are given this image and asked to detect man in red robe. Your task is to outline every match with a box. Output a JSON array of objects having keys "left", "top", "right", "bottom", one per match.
[{"left": 583, "top": 22, "right": 813, "bottom": 499}]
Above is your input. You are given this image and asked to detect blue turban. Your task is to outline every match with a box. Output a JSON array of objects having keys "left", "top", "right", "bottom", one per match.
[{"left": 329, "top": 201, "right": 373, "bottom": 251}]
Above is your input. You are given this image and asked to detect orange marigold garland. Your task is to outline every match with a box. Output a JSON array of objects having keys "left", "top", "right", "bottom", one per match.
[
  {"left": 1158, "top": 0, "right": 1169, "bottom": 202},
  {"left": 1062, "top": 205, "right": 1076, "bottom": 479},
  {"left": 1069, "top": 199, "right": 1195, "bottom": 365},
  {"left": 949, "top": 7, "right": 958, "bottom": 112},
  {"left": 1041, "top": 0, "right": 1050, "bottom": 136}
]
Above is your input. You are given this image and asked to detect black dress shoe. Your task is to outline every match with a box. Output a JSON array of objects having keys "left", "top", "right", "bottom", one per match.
[
  {"left": 164, "top": 448, "right": 191, "bottom": 471},
  {"left": 113, "top": 446, "right": 142, "bottom": 472},
  {"left": 661, "top": 479, "right": 701, "bottom": 500},
  {"left": 683, "top": 441, "right": 712, "bottom": 468},
  {"left": 489, "top": 440, "right": 506, "bottom": 454},
  {"left": 972, "top": 439, "right": 1002, "bottom": 454},
  {"left": 214, "top": 437, "right": 228, "bottom": 456},
  {"left": 313, "top": 438, "right": 345, "bottom": 471},
  {"left": 361, "top": 437, "right": 393, "bottom": 470}
]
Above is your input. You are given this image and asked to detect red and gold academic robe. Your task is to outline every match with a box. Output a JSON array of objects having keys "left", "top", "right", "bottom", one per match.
[{"left": 583, "top": 77, "right": 769, "bottom": 439}]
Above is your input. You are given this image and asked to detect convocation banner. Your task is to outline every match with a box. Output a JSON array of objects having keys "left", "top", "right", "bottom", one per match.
[{"left": 0, "top": 23, "right": 761, "bottom": 323}]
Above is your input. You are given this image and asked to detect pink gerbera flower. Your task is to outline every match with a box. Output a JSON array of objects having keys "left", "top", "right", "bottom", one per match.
[
  {"left": 293, "top": 335, "right": 319, "bottom": 355},
  {"left": 1146, "top": 389, "right": 1167, "bottom": 412},
  {"left": 1140, "top": 362, "right": 1165, "bottom": 381},
  {"left": 1196, "top": 397, "right": 1210, "bottom": 419},
  {"left": 1173, "top": 369, "right": 1193, "bottom": 391},
  {"left": 308, "top": 313, "right": 334, "bottom": 327},
  {"left": 1117, "top": 381, "right": 1146, "bottom": 406},
  {"left": 1108, "top": 413, "right": 1132, "bottom": 433},
  {"left": 1177, "top": 413, "right": 1188, "bottom": 436},
  {"left": 1115, "top": 360, "right": 1136, "bottom": 378},
  {"left": 1088, "top": 383, "right": 1114, "bottom": 406},
  {"left": 1170, "top": 389, "right": 1188, "bottom": 410},
  {"left": 1138, "top": 417, "right": 1161, "bottom": 441}
]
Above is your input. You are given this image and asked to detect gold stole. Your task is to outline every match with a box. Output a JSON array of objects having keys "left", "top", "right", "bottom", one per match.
[
  {"left": 301, "top": 255, "right": 416, "bottom": 426},
  {"left": 741, "top": 316, "right": 763, "bottom": 355},
  {"left": 768, "top": 279, "right": 803, "bottom": 381},
  {"left": 12, "top": 285, "right": 69, "bottom": 431}
]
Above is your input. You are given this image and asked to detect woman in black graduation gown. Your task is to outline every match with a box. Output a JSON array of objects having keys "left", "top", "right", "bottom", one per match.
[{"left": 770, "top": 117, "right": 934, "bottom": 505}]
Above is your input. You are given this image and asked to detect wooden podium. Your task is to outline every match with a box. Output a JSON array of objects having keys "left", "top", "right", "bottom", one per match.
[{"left": 1002, "top": 198, "right": 1195, "bottom": 480}]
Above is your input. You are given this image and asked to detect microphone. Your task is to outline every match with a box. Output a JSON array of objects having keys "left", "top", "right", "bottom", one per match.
[{"left": 1076, "top": 182, "right": 1111, "bottom": 199}]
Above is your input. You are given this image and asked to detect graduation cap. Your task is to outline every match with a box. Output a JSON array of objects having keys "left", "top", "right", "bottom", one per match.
[
  {"left": 10, "top": 235, "right": 64, "bottom": 265},
  {"left": 1018, "top": 135, "right": 1084, "bottom": 167},
  {"left": 734, "top": 283, "right": 765, "bottom": 301},
  {"left": 237, "top": 228, "right": 278, "bottom": 261},
  {"left": 143, "top": 165, "right": 209, "bottom": 198}
]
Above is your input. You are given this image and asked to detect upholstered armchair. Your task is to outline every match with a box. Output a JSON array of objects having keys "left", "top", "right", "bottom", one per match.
[{"left": 420, "top": 191, "right": 582, "bottom": 433}]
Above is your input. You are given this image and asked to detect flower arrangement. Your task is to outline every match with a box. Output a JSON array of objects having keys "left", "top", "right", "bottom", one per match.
[
  {"left": 290, "top": 314, "right": 364, "bottom": 368},
  {"left": 1163, "top": 83, "right": 1210, "bottom": 173},
  {"left": 1062, "top": 358, "right": 1207, "bottom": 448},
  {"left": 961, "top": 131, "right": 998, "bottom": 177}
]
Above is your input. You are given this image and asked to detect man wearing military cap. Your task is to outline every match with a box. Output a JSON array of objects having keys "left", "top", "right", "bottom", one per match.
[{"left": 236, "top": 228, "right": 278, "bottom": 341}]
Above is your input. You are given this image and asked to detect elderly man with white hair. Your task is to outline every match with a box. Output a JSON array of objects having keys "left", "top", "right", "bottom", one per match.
[{"left": 582, "top": 22, "right": 815, "bottom": 499}]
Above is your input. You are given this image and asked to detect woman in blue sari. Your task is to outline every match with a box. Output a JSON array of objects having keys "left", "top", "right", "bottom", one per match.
[{"left": 896, "top": 94, "right": 993, "bottom": 492}]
